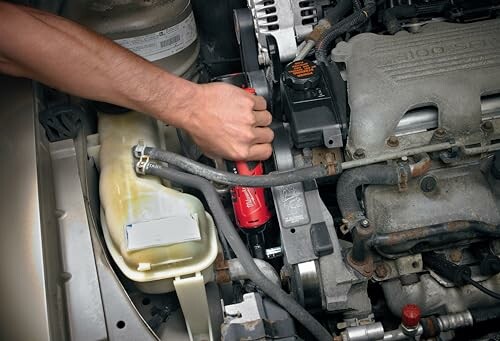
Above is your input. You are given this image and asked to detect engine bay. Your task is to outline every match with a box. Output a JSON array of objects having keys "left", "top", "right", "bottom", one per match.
[{"left": 22, "top": 0, "right": 500, "bottom": 340}]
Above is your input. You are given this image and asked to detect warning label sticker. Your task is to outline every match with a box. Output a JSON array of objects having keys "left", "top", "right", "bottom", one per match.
[
  {"left": 288, "top": 60, "right": 317, "bottom": 79},
  {"left": 115, "top": 12, "right": 197, "bottom": 62}
]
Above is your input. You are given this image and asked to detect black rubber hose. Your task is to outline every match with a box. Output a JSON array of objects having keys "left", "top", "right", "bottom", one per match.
[
  {"left": 315, "top": 0, "right": 376, "bottom": 62},
  {"left": 326, "top": 0, "right": 353, "bottom": 24},
  {"left": 382, "top": 5, "right": 417, "bottom": 34},
  {"left": 470, "top": 305, "right": 500, "bottom": 323},
  {"left": 336, "top": 164, "right": 406, "bottom": 227},
  {"left": 143, "top": 162, "right": 333, "bottom": 341},
  {"left": 141, "top": 146, "right": 328, "bottom": 187}
]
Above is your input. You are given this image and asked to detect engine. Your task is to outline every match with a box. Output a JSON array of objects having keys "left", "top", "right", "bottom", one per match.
[
  {"left": 215, "top": 1, "right": 500, "bottom": 339},
  {"left": 80, "top": 0, "right": 500, "bottom": 340}
]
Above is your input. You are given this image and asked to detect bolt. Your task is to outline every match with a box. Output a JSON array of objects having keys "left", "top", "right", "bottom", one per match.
[
  {"left": 375, "top": 263, "right": 389, "bottom": 278},
  {"left": 434, "top": 128, "right": 447, "bottom": 138},
  {"left": 482, "top": 121, "right": 494, "bottom": 132},
  {"left": 420, "top": 175, "right": 437, "bottom": 193},
  {"left": 449, "top": 249, "right": 463, "bottom": 263},
  {"left": 354, "top": 148, "right": 365, "bottom": 159},
  {"left": 401, "top": 156, "right": 408, "bottom": 162},
  {"left": 60, "top": 272, "right": 72, "bottom": 282},
  {"left": 387, "top": 135, "right": 399, "bottom": 148},
  {"left": 360, "top": 219, "right": 370, "bottom": 228}
]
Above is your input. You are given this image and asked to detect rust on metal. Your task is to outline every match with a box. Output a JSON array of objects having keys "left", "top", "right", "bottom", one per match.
[
  {"left": 347, "top": 252, "right": 374, "bottom": 277},
  {"left": 409, "top": 153, "right": 431, "bottom": 177},
  {"left": 375, "top": 263, "right": 390, "bottom": 279},
  {"left": 312, "top": 147, "right": 343, "bottom": 176},
  {"left": 215, "top": 253, "right": 231, "bottom": 283}
]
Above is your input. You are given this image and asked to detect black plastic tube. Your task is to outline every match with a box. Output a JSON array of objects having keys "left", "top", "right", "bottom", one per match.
[
  {"left": 143, "top": 162, "right": 333, "bottom": 341},
  {"left": 336, "top": 164, "right": 405, "bottom": 227},
  {"left": 141, "top": 146, "right": 328, "bottom": 187}
]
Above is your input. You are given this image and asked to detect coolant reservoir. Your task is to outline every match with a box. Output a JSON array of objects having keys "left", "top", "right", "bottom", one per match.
[
  {"left": 66, "top": 0, "right": 199, "bottom": 77},
  {"left": 98, "top": 112, "right": 218, "bottom": 294}
]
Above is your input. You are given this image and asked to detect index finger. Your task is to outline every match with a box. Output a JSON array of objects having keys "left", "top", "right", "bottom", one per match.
[{"left": 252, "top": 95, "right": 267, "bottom": 111}]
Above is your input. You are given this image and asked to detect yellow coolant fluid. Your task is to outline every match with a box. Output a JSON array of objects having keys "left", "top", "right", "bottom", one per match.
[
  {"left": 99, "top": 112, "right": 218, "bottom": 289},
  {"left": 99, "top": 112, "right": 217, "bottom": 340}
]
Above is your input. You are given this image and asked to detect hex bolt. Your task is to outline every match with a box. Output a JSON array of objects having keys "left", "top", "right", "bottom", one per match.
[
  {"left": 354, "top": 148, "right": 366, "bottom": 159},
  {"left": 434, "top": 128, "right": 447, "bottom": 138},
  {"left": 482, "top": 121, "right": 494, "bottom": 132},
  {"left": 375, "top": 263, "right": 389, "bottom": 278},
  {"left": 420, "top": 175, "right": 437, "bottom": 193},
  {"left": 360, "top": 219, "right": 370, "bottom": 228},
  {"left": 448, "top": 249, "right": 463, "bottom": 263},
  {"left": 387, "top": 135, "right": 399, "bottom": 148}
]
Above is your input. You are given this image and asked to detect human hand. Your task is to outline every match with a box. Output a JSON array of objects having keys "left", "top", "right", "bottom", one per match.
[{"left": 179, "top": 82, "right": 274, "bottom": 161}]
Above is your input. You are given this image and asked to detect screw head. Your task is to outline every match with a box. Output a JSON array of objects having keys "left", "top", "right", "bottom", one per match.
[
  {"left": 360, "top": 219, "right": 370, "bottom": 228},
  {"left": 387, "top": 135, "right": 399, "bottom": 147},
  {"left": 354, "top": 148, "right": 366, "bottom": 159}
]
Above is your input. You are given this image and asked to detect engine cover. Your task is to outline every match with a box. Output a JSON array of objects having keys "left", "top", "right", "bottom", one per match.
[{"left": 333, "top": 19, "right": 500, "bottom": 157}]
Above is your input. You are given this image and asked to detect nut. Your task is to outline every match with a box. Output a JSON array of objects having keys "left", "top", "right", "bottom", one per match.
[
  {"left": 354, "top": 148, "right": 366, "bottom": 159},
  {"left": 434, "top": 128, "right": 447, "bottom": 138},
  {"left": 482, "top": 121, "right": 494, "bottom": 132}
]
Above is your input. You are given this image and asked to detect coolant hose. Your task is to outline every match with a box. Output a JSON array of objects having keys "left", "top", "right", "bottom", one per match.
[
  {"left": 327, "top": 0, "right": 355, "bottom": 24},
  {"left": 382, "top": 5, "right": 417, "bottom": 34},
  {"left": 336, "top": 164, "right": 408, "bottom": 228},
  {"left": 139, "top": 146, "right": 329, "bottom": 187},
  {"left": 315, "top": 0, "right": 376, "bottom": 62},
  {"left": 143, "top": 162, "right": 333, "bottom": 341}
]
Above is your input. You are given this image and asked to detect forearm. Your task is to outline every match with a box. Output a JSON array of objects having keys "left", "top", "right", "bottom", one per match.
[{"left": 0, "top": 2, "right": 196, "bottom": 128}]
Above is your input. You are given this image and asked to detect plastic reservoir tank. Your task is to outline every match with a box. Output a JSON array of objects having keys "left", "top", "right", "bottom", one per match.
[
  {"left": 99, "top": 113, "right": 218, "bottom": 341},
  {"left": 65, "top": 0, "right": 199, "bottom": 77}
]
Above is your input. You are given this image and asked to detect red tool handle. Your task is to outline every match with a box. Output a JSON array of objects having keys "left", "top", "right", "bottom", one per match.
[{"left": 231, "top": 87, "right": 272, "bottom": 229}]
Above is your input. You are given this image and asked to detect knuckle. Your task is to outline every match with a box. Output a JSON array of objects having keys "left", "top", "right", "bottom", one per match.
[
  {"left": 265, "top": 112, "right": 273, "bottom": 125},
  {"left": 242, "top": 97, "right": 255, "bottom": 107},
  {"left": 241, "top": 129, "right": 255, "bottom": 142},
  {"left": 262, "top": 145, "right": 273, "bottom": 159},
  {"left": 234, "top": 148, "right": 249, "bottom": 160}
]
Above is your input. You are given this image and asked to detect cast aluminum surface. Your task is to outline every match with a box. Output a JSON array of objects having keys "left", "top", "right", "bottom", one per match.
[
  {"left": 333, "top": 19, "right": 500, "bottom": 156},
  {"left": 365, "top": 163, "right": 500, "bottom": 240},
  {"left": 382, "top": 273, "right": 500, "bottom": 316}
]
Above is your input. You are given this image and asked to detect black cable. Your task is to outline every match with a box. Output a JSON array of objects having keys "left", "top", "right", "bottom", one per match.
[
  {"left": 143, "top": 162, "right": 333, "bottom": 341},
  {"left": 465, "top": 278, "right": 500, "bottom": 300},
  {"left": 140, "top": 146, "right": 329, "bottom": 187},
  {"left": 423, "top": 252, "right": 500, "bottom": 300}
]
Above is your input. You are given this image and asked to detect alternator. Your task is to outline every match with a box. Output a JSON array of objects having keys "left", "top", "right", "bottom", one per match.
[{"left": 247, "top": 0, "right": 319, "bottom": 64}]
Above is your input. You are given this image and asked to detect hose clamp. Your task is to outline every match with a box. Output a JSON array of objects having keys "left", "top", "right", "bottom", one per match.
[
  {"left": 135, "top": 155, "right": 150, "bottom": 175},
  {"left": 133, "top": 140, "right": 147, "bottom": 158}
]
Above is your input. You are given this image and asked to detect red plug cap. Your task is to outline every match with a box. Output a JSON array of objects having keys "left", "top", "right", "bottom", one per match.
[
  {"left": 402, "top": 304, "right": 421, "bottom": 328},
  {"left": 243, "top": 87, "right": 256, "bottom": 95}
]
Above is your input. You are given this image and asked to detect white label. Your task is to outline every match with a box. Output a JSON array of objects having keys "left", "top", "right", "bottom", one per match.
[
  {"left": 125, "top": 213, "right": 201, "bottom": 251},
  {"left": 115, "top": 12, "right": 197, "bottom": 62}
]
